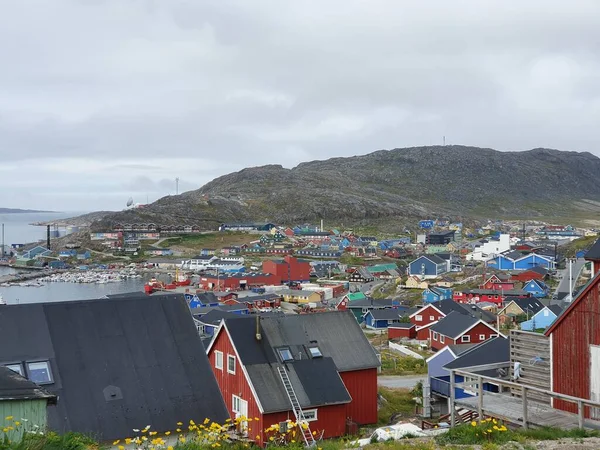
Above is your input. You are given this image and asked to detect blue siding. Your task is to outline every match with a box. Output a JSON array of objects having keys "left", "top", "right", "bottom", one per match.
[
  {"left": 523, "top": 280, "right": 548, "bottom": 298},
  {"left": 515, "top": 254, "right": 554, "bottom": 270},
  {"left": 409, "top": 256, "right": 446, "bottom": 277},
  {"left": 520, "top": 308, "right": 558, "bottom": 331},
  {"left": 428, "top": 347, "right": 456, "bottom": 378},
  {"left": 488, "top": 255, "right": 515, "bottom": 270}
]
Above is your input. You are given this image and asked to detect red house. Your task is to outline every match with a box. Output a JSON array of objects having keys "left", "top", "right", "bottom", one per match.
[
  {"left": 198, "top": 273, "right": 279, "bottom": 291},
  {"left": 479, "top": 274, "right": 516, "bottom": 291},
  {"left": 263, "top": 255, "right": 311, "bottom": 284},
  {"left": 207, "top": 311, "right": 380, "bottom": 446},
  {"left": 405, "top": 300, "right": 497, "bottom": 341},
  {"left": 429, "top": 311, "right": 501, "bottom": 351},
  {"left": 453, "top": 289, "right": 530, "bottom": 306},
  {"left": 222, "top": 293, "right": 282, "bottom": 310},
  {"left": 510, "top": 266, "right": 548, "bottom": 282},
  {"left": 388, "top": 323, "right": 417, "bottom": 340},
  {"left": 545, "top": 270, "right": 600, "bottom": 418}
]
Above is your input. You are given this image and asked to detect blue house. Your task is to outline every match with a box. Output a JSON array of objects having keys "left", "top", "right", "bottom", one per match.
[
  {"left": 520, "top": 305, "right": 563, "bottom": 331},
  {"left": 408, "top": 255, "right": 448, "bottom": 278},
  {"left": 363, "top": 306, "right": 416, "bottom": 329},
  {"left": 186, "top": 292, "right": 220, "bottom": 309},
  {"left": 427, "top": 338, "right": 509, "bottom": 415},
  {"left": 422, "top": 287, "right": 453, "bottom": 303},
  {"left": 49, "top": 260, "right": 68, "bottom": 269},
  {"left": 488, "top": 251, "right": 555, "bottom": 271},
  {"left": 21, "top": 246, "right": 52, "bottom": 259},
  {"left": 59, "top": 249, "right": 77, "bottom": 258},
  {"left": 522, "top": 279, "right": 549, "bottom": 298},
  {"left": 76, "top": 251, "right": 91, "bottom": 260}
]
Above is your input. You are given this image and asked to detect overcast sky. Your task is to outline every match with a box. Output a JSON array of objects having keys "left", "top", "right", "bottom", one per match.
[{"left": 1, "top": 0, "right": 599, "bottom": 211}]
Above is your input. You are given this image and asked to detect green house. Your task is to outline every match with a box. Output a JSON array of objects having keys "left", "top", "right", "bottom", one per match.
[{"left": 0, "top": 367, "right": 56, "bottom": 442}]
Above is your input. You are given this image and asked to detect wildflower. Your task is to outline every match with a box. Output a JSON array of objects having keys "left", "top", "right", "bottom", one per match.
[
  {"left": 487, "top": 429, "right": 492, "bottom": 433},
  {"left": 177, "top": 422, "right": 183, "bottom": 426},
  {"left": 493, "top": 425, "right": 499, "bottom": 430},
  {"left": 133, "top": 428, "right": 140, "bottom": 432},
  {"left": 168, "top": 447, "right": 174, "bottom": 450},
  {"left": 254, "top": 417, "right": 260, "bottom": 421},
  {"left": 165, "top": 431, "right": 171, "bottom": 436},
  {"left": 204, "top": 418, "right": 211, "bottom": 424},
  {"left": 14, "top": 421, "right": 20, "bottom": 426},
  {"left": 125, "top": 438, "right": 132, "bottom": 444},
  {"left": 149, "top": 431, "right": 157, "bottom": 436},
  {"left": 113, "top": 440, "right": 121, "bottom": 445},
  {"left": 4, "top": 417, "right": 13, "bottom": 421},
  {"left": 176, "top": 428, "right": 182, "bottom": 433},
  {"left": 493, "top": 419, "right": 497, "bottom": 424},
  {"left": 291, "top": 439, "right": 296, "bottom": 443},
  {"left": 190, "top": 419, "right": 196, "bottom": 425},
  {"left": 312, "top": 431, "right": 317, "bottom": 436},
  {"left": 225, "top": 418, "right": 231, "bottom": 422},
  {"left": 2, "top": 428, "right": 8, "bottom": 433},
  {"left": 118, "top": 446, "right": 124, "bottom": 450},
  {"left": 269, "top": 437, "right": 274, "bottom": 441},
  {"left": 179, "top": 436, "right": 186, "bottom": 443},
  {"left": 471, "top": 421, "right": 477, "bottom": 427}
]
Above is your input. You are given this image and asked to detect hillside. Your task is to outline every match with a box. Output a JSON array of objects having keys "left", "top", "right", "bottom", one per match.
[{"left": 92, "top": 145, "right": 600, "bottom": 230}]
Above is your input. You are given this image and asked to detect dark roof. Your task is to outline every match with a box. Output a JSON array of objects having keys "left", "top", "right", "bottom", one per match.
[
  {"left": 221, "top": 312, "right": 371, "bottom": 412},
  {"left": 419, "top": 300, "right": 496, "bottom": 323},
  {"left": 347, "top": 297, "right": 396, "bottom": 309},
  {"left": 585, "top": 239, "right": 600, "bottom": 260},
  {"left": 447, "top": 344, "right": 478, "bottom": 356},
  {"left": 423, "top": 254, "right": 446, "bottom": 264},
  {"left": 504, "top": 250, "right": 525, "bottom": 260},
  {"left": 197, "top": 309, "right": 236, "bottom": 326},
  {"left": 444, "top": 337, "right": 509, "bottom": 370},
  {"left": 511, "top": 297, "right": 545, "bottom": 315},
  {"left": 367, "top": 307, "right": 415, "bottom": 320},
  {"left": 0, "top": 366, "right": 56, "bottom": 402},
  {"left": 0, "top": 295, "right": 228, "bottom": 440},
  {"left": 239, "top": 293, "right": 282, "bottom": 304},
  {"left": 528, "top": 265, "right": 549, "bottom": 276},
  {"left": 430, "top": 311, "right": 480, "bottom": 338},
  {"left": 389, "top": 322, "right": 415, "bottom": 329},
  {"left": 217, "top": 303, "right": 249, "bottom": 312},
  {"left": 548, "top": 304, "right": 564, "bottom": 316}
]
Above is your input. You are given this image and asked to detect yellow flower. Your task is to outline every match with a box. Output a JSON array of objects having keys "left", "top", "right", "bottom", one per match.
[
  {"left": 269, "top": 437, "right": 274, "bottom": 441},
  {"left": 493, "top": 425, "right": 499, "bottom": 430},
  {"left": 190, "top": 419, "right": 196, "bottom": 425},
  {"left": 176, "top": 428, "right": 182, "bottom": 433},
  {"left": 2, "top": 428, "right": 8, "bottom": 433},
  {"left": 118, "top": 446, "right": 124, "bottom": 450},
  {"left": 168, "top": 447, "right": 174, "bottom": 450},
  {"left": 177, "top": 422, "right": 183, "bottom": 426},
  {"left": 225, "top": 418, "right": 231, "bottom": 422},
  {"left": 493, "top": 419, "right": 497, "bottom": 424},
  {"left": 165, "top": 431, "right": 171, "bottom": 436},
  {"left": 471, "top": 421, "right": 477, "bottom": 427},
  {"left": 255, "top": 435, "right": 260, "bottom": 440},
  {"left": 14, "top": 422, "right": 20, "bottom": 427},
  {"left": 179, "top": 436, "right": 186, "bottom": 443},
  {"left": 149, "top": 431, "right": 157, "bottom": 436},
  {"left": 4, "top": 417, "right": 13, "bottom": 421},
  {"left": 312, "top": 431, "right": 317, "bottom": 436},
  {"left": 113, "top": 440, "right": 121, "bottom": 445},
  {"left": 487, "top": 429, "right": 493, "bottom": 433},
  {"left": 125, "top": 438, "right": 132, "bottom": 444},
  {"left": 254, "top": 417, "right": 260, "bottom": 421},
  {"left": 204, "top": 418, "right": 210, "bottom": 425}
]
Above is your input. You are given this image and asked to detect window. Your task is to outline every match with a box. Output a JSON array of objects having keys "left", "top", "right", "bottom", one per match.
[
  {"left": 415, "top": 315, "right": 422, "bottom": 322},
  {"left": 432, "top": 332, "right": 438, "bottom": 341},
  {"left": 232, "top": 395, "right": 241, "bottom": 414},
  {"left": 543, "top": 309, "right": 549, "bottom": 317},
  {"left": 440, "top": 335, "right": 445, "bottom": 343},
  {"left": 215, "top": 351, "right": 223, "bottom": 370},
  {"left": 4, "top": 363, "right": 23, "bottom": 376},
  {"left": 301, "top": 409, "right": 318, "bottom": 422},
  {"left": 490, "top": 334, "right": 498, "bottom": 338},
  {"left": 429, "top": 315, "right": 435, "bottom": 321},
  {"left": 278, "top": 348, "right": 294, "bottom": 362},
  {"left": 27, "top": 361, "right": 53, "bottom": 384},
  {"left": 227, "top": 354, "right": 236, "bottom": 374},
  {"left": 461, "top": 335, "right": 471, "bottom": 343},
  {"left": 308, "top": 347, "right": 322, "bottom": 358}
]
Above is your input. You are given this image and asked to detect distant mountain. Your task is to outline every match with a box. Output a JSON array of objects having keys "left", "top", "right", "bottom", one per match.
[
  {"left": 0, "top": 207, "right": 57, "bottom": 214},
  {"left": 91, "top": 145, "right": 600, "bottom": 231}
]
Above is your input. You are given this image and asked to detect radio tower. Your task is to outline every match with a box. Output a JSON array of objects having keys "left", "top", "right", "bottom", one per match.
[{"left": 175, "top": 177, "right": 180, "bottom": 195}]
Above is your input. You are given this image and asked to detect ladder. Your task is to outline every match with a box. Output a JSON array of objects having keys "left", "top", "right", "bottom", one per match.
[{"left": 277, "top": 366, "right": 316, "bottom": 447}]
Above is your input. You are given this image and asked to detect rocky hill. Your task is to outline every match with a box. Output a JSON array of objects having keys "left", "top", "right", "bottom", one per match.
[{"left": 91, "top": 145, "right": 600, "bottom": 230}]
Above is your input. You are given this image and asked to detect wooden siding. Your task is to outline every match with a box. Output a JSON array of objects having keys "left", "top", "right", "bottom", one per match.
[
  {"left": 340, "top": 369, "right": 378, "bottom": 425},
  {"left": 388, "top": 326, "right": 416, "bottom": 340},
  {"left": 509, "top": 330, "right": 550, "bottom": 403},
  {"left": 431, "top": 322, "right": 498, "bottom": 351},
  {"left": 264, "top": 403, "right": 347, "bottom": 441},
  {"left": 550, "top": 281, "right": 600, "bottom": 417},
  {"left": 0, "top": 399, "right": 48, "bottom": 442},
  {"left": 411, "top": 305, "right": 444, "bottom": 328}
]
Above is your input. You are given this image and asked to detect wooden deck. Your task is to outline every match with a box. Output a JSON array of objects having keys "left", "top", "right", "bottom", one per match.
[{"left": 456, "top": 392, "right": 600, "bottom": 430}]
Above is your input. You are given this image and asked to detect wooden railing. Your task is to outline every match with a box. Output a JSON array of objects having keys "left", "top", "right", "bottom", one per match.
[
  {"left": 422, "top": 410, "right": 480, "bottom": 429},
  {"left": 449, "top": 366, "right": 600, "bottom": 430}
]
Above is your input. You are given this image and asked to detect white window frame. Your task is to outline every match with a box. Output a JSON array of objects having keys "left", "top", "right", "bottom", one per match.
[
  {"left": 4, "top": 363, "right": 24, "bottom": 376},
  {"left": 26, "top": 360, "right": 53, "bottom": 385},
  {"left": 432, "top": 332, "right": 438, "bottom": 341},
  {"left": 429, "top": 315, "right": 435, "bottom": 321},
  {"left": 232, "top": 394, "right": 242, "bottom": 414},
  {"left": 461, "top": 335, "right": 471, "bottom": 343},
  {"left": 215, "top": 351, "right": 223, "bottom": 370},
  {"left": 301, "top": 409, "right": 318, "bottom": 422},
  {"left": 440, "top": 335, "right": 445, "bottom": 344},
  {"left": 227, "top": 354, "right": 236, "bottom": 374},
  {"left": 415, "top": 315, "right": 422, "bottom": 322},
  {"left": 479, "top": 334, "right": 486, "bottom": 340}
]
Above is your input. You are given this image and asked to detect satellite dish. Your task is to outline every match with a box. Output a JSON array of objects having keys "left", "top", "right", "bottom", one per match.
[{"left": 126, "top": 197, "right": 133, "bottom": 207}]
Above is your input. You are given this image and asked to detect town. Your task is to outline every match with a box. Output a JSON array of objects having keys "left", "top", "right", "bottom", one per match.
[{"left": 2, "top": 217, "right": 600, "bottom": 448}]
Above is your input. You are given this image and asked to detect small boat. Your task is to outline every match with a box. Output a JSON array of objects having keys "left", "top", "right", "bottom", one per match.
[
  {"left": 173, "top": 268, "right": 191, "bottom": 287},
  {"left": 144, "top": 278, "right": 166, "bottom": 294}
]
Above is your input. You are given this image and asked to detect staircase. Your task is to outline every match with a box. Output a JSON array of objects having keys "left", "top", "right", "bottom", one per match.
[{"left": 277, "top": 366, "right": 317, "bottom": 447}]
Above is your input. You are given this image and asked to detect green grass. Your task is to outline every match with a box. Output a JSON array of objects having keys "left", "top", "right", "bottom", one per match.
[
  {"left": 377, "top": 387, "right": 417, "bottom": 425},
  {"left": 436, "top": 421, "right": 600, "bottom": 446},
  {"left": 561, "top": 235, "right": 599, "bottom": 258},
  {"left": 0, "top": 431, "right": 98, "bottom": 450},
  {"left": 158, "top": 232, "right": 256, "bottom": 252},
  {"left": 379, "top": 352, "right": 427, "bottom": 376}
]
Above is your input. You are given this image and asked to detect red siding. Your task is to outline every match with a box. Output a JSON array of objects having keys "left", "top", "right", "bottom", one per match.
[
  {"left": 511, "top": 271, "right": 544, "bottom": 282},
  {"left": 430, "top": 322, "right": 499, "bottom": 351},
  {"left": 411, "top": 305, "right": 444, "bottom": 327},
  {"left": 340, "top": 369, "right": 378, "bottom": 425},
  {"left": 388, "top": 326, "right": 416, "bottom": 340},
  {"left": 550, "top": 281, "right": 600, "bottom": 417},
  {"left": 263, "top": 404, "right": 347, "bottom": 441}
]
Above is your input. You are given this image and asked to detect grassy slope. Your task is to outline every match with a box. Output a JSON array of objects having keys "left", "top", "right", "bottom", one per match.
[{"left": 158, "top": 232, "right": 257, "bottom": 253}]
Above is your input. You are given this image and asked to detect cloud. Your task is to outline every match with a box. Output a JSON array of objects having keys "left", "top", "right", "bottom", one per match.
[{"left": 0, "top": 0, "right": 599, "bottom": 210}]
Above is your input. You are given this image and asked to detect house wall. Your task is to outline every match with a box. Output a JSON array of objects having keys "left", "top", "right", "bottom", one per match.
[
  {"left": 388, "top": 326, "right": 416, "bottom": 340},
  {"left": 427, "top": 347, "right": 455, "bottom": 378},
  {"left": 340, "top": 368, "right": 378, "bottom": 425},
  {"left": 0, "top": 399, "right": 48, "bottom": 442},
  {"left": 550, "top": 280, "right": 600, "bottom": 417},
  {"left": 263, "top": 404, "right": 348, "bottom": 443},
  {"left": 430, "top": 322, "right": 498, "bottom": 351},
  {"left": 511, "top": 271, "right": 544, "bottom": 282},
  {"left": 411, "top": 305, "right": 444, "bottom": 328},
  {"left": 514, "top": 255, "right": 553, "bottom": 270}
]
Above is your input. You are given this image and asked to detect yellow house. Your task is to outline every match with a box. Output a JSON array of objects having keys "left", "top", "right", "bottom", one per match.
[
  {"left": 446, "top": 242, "right": 459, "bottom": 253},
  {"left": 404, "top": 276, "right": 429, "bottom": 289},
  {"left": 280, "top": 289, "right": 322, "bottom": 304}
]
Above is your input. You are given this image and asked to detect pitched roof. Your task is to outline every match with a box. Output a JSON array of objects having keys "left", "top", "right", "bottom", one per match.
[
  {"left": 430, "top": 311, "right": 480, "bottom": 338},
  {"left": 220, "top": 311, "right": 375, "bottom": 412},
  {"left": 367, "top": 307, "right": 416, "bottom": 320},
  {"left": 503, "top": 250, "right": 525, "bottom": 260},
  {"left": 444, "top": 337, "right": 509, "bottom": 370},
  {"left": 197, "top": 309, "right": 237, "bottom": 326},
  {"left": 585, "top": 239, "right": 600, "bottom": 260},
  {"left": 528, "top": 265, "right": 549, "bottom": 276},
  {"left": 346, "top": 297, "right": 396, "bottom": 309},
  {"left": 548, "top": 304, "right": 564, "bottom": 316},
  {"left": 0, "top": 366, "right": 56, "bottom": 402},
  {"left": 0, "top": 294, "right": 228, "bottom": 440},
  {"left": 511, "top": 297, "right": 545, "bottom": 315}
]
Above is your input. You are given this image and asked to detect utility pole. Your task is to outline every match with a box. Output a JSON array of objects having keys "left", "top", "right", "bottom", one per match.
[
  {"left": 568, "top": 258, "right": 573, "bottom": 302},
  {"left": 175, "top": 177, "right": 180, "bottom": 195},
  {"left": 1, "top": 223, "right": 4, "bottom": 257}
]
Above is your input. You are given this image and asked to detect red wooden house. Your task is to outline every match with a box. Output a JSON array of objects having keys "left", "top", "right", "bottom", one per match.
[
  {"left": 429, "top": 311, "right": 501, "bottom": 351},
  {"left": 545, "top": 271, "right": 600, "bottom": 419},
  {"left": 263, "top": 255, "right": 311, "bottom": 283},
  {"left": 222, "top": 293, "right": 282, "bottom": 310},
  {"left": 453, "top": 289, "right": 530, "bottom": 306},
  {"left": 510, "top": 266, "right": 548, "bottom": 282},
  {"left": 207, "top": 311, "right": 380, "bottom": 446},
  {"left": 479, "top": 274, "right": 515, "bottom": 291}
]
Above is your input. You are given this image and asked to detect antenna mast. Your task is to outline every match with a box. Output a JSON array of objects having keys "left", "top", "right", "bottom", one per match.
[{"left": 175, "top": 177, "right": 180, "bottom": 195}]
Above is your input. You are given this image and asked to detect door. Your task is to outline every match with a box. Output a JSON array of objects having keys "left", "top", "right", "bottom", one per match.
[
  {"left": 232, "top": 395, "right": 249, "bottom": 434},
  {"left": 591, "top": 345, "right": 600, "bottom": 420}
]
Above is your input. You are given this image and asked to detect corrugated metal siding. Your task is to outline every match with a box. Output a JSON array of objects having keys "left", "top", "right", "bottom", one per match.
[
  {"left": 209, "top": 328, "right": 266, "bottom": 445},
  {"left": 340, "top": 369, "right": 378, "bottom": 424},
  {"left": 0, "top": 399, "right": 47, "bottom": 442},
  {"left": 552, "top": 283, "right": 600, "bottom": 417}
]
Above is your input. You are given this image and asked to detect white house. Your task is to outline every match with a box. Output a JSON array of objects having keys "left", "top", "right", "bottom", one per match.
[{"left": 466, "top": 234, "right": 511, "bottom": 262}]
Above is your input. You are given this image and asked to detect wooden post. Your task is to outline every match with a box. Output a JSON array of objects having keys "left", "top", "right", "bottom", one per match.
[
  {"left": 522, "top": 386, "right": 528, "bottom": 429},
  {"left": 450, "top": 370, "right": 456, "bottom": 427},
  {"left": 578, "top": 400, "right": 584, "bottom": 429},
  {"left": 477, "top": 376, "right": 483, "bottom": 420}
]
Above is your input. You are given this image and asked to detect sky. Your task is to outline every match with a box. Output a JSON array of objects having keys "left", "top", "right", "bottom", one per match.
[{"left": 1, "top": 0, "right": 600, "bottom": 211}]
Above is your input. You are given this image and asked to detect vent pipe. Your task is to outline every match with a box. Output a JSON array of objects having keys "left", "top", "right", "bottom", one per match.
[{"left": 255, "top": 315, "right": 262, "bottom": 341}]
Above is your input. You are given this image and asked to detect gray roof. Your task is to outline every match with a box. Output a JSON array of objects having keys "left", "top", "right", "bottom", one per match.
[
  {"left": 0, "top": 366, "right": 56, "bottom": 402},
  {"left": 367, "top": 307, "right": 415, "bottom": 320},
  {"left": 0, "top": 294, "right": 228, "bottom": 440},
  {"left": 222, "top": 311, "right": 378, "bottom": 413},
  {"left": 585, "top": 239, "right": 600, "bottom": 260},
  {"left": 447, "top": 344, "right": 478, "bottom": 356},
  {"left": 347, "top": 298, "right": 396, "bottom": 309},
  {"left": 444, "top": 337, "right": 509, "bottom": 370},
  {"left": 430, "top": 311, "right": 480, "bottom": 338},
  {"left": 389, "top": 322, "right": 415, "bottom": 329},
  {"left": 197, "top": 309, "right": 236, "bottom": 325},
  {"left": 548, "top": 304, "right": 564, "bottom": 316},
  {"left": 511, "top": 297, "right": 545, "bottom": 315},
  {"left": 422, "top": 300, "right": 496, "bottom": 323}
]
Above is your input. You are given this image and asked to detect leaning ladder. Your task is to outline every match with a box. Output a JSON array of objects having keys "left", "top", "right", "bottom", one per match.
[{"left": 277, "top": 366, "right": 317, "bottom": 447}]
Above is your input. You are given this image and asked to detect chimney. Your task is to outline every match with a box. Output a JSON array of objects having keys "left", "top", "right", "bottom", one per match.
[{"left": 255, "top": 315, "right": 262, "bottom": 341}]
